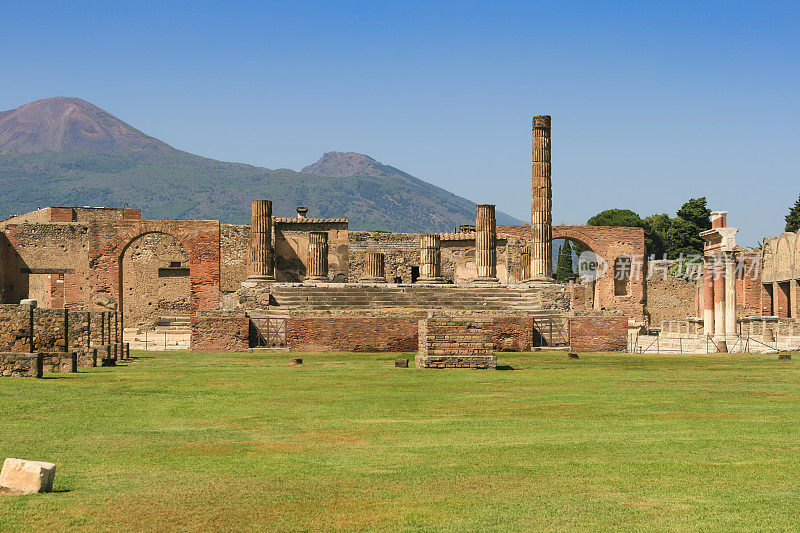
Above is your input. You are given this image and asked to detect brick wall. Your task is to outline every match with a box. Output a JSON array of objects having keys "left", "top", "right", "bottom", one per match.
[
  {"left": 491, "top": 316, "right": 534, "bottom": 351},
  {"left": 416, "top": 316, "right": 497, "bottom": 368},
  {"left": 285, "top": 316, "right": 418, "bottom": 352},
  {"left": 569, "top": 316, "right": 628, "bottom": 352},
  {"left": 190, "top": 313, "right": 250, "bottom": 352}
]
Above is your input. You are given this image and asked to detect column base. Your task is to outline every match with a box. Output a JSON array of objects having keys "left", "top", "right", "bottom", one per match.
[
  {"left": 417, "top": 277, "right": 445, "bottom": 284},
  {"left": 242, "top": 275, "right": 276, "bottom": 288},
  {"left": 472, "top": 277, "right": 500, "bottom": 284},
  {"left": 527, "top": 276, "right": 555, "bottom": 283},
  {"left": 303, "top": 276, "right": 328, "bottom": 283},
  {"left": 358, "top": 277, "right": 387, "bottom": 283}
]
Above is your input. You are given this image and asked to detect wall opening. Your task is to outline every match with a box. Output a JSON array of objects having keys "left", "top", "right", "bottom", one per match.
[
  {"left": 614, "top": 256, "right": 631, "bottom": 296},
  {"left": 121, "top": 232, "right": 190, "bottom": 330}
]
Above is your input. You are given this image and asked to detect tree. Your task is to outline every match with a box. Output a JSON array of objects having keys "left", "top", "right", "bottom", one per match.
[
  {"left": 555, "top": 240, "right": 575, "bottom": 281},
  {"left": 642, "top": 213, "right": 672, "bottom": 258},
  {"left": 676, "top": 197, "right": 711, "bottom": 231},
  {"left": 587, "top": 209, "right": 644, "bottom": 228},
  {"left": 785, "top": 194, "right": 800, "bottom": 233},
  {"left": 664, "top": 217, "right": 705, "bottom": 257}
]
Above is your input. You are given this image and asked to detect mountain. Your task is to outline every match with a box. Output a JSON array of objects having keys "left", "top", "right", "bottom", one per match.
[{"left": 0, "top": 97, "right": 522, "bottom": 231}]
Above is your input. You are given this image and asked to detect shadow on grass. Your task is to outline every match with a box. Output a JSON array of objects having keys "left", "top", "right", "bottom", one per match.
[{"left": 496, "top": 365, "right": 516, "bottom": 371}]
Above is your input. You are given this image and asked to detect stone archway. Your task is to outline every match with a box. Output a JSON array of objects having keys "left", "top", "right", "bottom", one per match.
[{"left": 87, "top": 219, "right": 221, "bottom": 327}]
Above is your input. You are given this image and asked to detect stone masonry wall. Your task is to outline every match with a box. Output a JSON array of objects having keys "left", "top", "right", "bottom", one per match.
[
  {"left": 416, "top": 316, "right": 497, "bottom": 368},
  {"left": 569, "top": 316, "right": 628, "bottom": 352},
  {"left": 0, "top": 304, "right": 33, "bottom": 351},
  {"left": 647, "top": 275, "right": 698, "bottom": 328},
  {"left": 32, "top": 308, "right": 68, "bottom": 352},
  {"left": 221, "top": 224, "right": 250, "bottom": 292},
  {"left": 1, "top": 352, "right": 43, "bottom": 377}
]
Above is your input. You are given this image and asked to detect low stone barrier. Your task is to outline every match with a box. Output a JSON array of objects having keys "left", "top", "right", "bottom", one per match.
[
  {"left": 77, "top": 348, "right": 97, "bottom": 368},
  {"left": 41, "top": 352, "right": 77, "bottom": 373},
  {"left": 0, "top": 353, "right": 43, "bottom": 378}
]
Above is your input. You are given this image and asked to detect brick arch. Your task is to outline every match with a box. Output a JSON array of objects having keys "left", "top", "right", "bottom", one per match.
[
  {"left": 553, "top": 225, "right": 646, "bottom": 319},
  {"left": 87, "top": 220, "right": 221, "bottom": 321}
]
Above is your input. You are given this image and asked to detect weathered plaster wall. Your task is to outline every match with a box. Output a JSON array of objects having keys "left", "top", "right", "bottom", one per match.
[{"left": 274, "top": 221, "right": 348, "bottom": 282}]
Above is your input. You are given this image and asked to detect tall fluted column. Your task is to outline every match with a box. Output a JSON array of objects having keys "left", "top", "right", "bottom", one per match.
[
  {"left": 418, "top": 235, "right": 444, "bottom": 283},
  {"left": 725, "top": 252, "right": 737, "bottom": 337},
  {"left": 475, "top": 204, "right": 499, "bottom": 282},
  {"left": 306, "top": 232, "right": 329, "bottom": 281},
  {"left": 702, "top": 256, "right": 714, "bottom": 336},
  {"left": 247, "top": 200, "right": 275, "bottom": 282},
  {"left": 360, "top": 252, "right": 386, "bottom": 283},
  {"left": 531, "top": 115, "right": 553, "bottom": 280}
]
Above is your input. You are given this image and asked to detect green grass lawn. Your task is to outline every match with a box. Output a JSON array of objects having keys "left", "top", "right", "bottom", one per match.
[{"left": 1, "top": 351, "right": 800, "bottom": 532}]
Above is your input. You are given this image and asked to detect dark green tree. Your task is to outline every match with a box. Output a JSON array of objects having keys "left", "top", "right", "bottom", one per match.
[
  {"left": 642, "top": 213, "right": 672, "bottom": 258},
  {"left": 676, "top": 197, "right": 712, "bottom": 231},
  {"left": 785, "top": 194, "right": 800, "bottom": 232},
  {"left": 555, "top": 240, "right": 576, "bottom": 281},
  {"left": 664, "top": 217, "right": 705, "bottom": 257},
  {"left": 587, "top": 209, "right": 644, "bottom": 228}
]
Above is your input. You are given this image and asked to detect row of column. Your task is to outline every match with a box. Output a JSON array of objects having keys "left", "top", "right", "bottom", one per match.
[
  {"left": 702, "top": 253, "right": 737, "bottom": 347},
  {"left": 248, "top": 200, "right": 504, "bottom": 284}
]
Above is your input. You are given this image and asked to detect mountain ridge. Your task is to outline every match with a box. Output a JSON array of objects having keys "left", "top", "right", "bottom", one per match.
[{"left": 0, "top": 97, "right": 522, "bottom": 232}]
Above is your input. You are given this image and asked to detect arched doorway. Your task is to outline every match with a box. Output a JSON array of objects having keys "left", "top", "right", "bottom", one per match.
[
  {"left": 552, "top": 236, "right": 599, "bottom": 311},
  {"left": 120, "top": 232, "right": 191, "bottom": 348}
]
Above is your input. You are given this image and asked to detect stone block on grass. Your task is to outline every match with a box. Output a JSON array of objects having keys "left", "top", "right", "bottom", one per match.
[{"left": 0, "top": 458, "right": 56, "bottom": 494}]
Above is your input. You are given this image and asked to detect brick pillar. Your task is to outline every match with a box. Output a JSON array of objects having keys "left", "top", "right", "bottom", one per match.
[
  {"left": 713, "top": 257, "right": 726, "bottom": 351},
  {"left": 306, "top": 232, "right": 328, "bottom": 281},
  {"left": 360, "top": 252, "right": 386, "bottom": 283},
  {"left": 531, "top": 115, "right": 553, "bottom": 280},
  {"left": 790, "top": 280, "right": 799, "bottom": 319},
  {"left": 418, "top": 235, "right": 444, "bottom": 284},
  {"left": 725, "top": 253, "right": 737, "bottom": 337},
  {"left": 475, "top": 204, "right": 499, "bottom": 282},
  {"left": 247, "top": 200, "right": 275, "bottom": 282},
  {"left": 703, "top": 257, "right": 714, "bottom": 336}
]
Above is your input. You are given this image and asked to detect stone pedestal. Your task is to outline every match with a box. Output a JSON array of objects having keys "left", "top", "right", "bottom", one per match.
[
  {"left": 531, "top": 115, "right": 553, "bottom": 280},
  {"left": 713, "top": 257, "right": 726, "bottom": 350},
  {"left": 416, "top": 316, "right": 497, "bottom": 369},
  {"left": 305, "top": 231, "right": 329, "bottom": 281},
  {"left": 246, "top": 200, "right": 275, "bottom": 283},
  {"left": 418, "top": 235, "right": 444, "bottom": 284},
  {"left": 703, "top": 256, "right": 714, "bottom": 336},
  {"left": 475, "top": 204, "right": 499, "bottom": 283},
  {"left": 360, "top": 252, "right": 386, "bottom": 283},
  {"left": 724, "top": 253, "right": 737, "bottom": 337}
]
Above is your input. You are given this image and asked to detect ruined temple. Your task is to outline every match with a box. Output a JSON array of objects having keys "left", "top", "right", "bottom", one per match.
[{"left": 0, "top": 116, "right": 644, "bottom": 355}]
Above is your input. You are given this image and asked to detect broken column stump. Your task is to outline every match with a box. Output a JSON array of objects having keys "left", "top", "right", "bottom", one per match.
[{"left": 395, "top": 358, "right": 409, "bottom": 368}]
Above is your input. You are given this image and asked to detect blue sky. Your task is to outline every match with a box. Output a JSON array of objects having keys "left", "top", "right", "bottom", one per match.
[{"left": 2, "top": 0, "right": 798, "bottom": 246}]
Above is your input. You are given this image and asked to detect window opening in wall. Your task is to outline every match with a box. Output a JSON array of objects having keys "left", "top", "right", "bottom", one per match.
[{"left": 411, "top": 266, "right": 420, "bottom": 283}]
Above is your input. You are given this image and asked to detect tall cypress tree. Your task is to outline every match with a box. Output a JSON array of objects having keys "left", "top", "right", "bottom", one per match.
[
  {"left": 555, "top": 240, "right": 575, "bottom": 281},
  {"left": 786, "top": 194, "right": 800, "bottom": 233}
]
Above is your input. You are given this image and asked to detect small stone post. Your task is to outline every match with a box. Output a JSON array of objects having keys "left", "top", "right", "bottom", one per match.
[
  {"left": 306, "top": 231, "right": 329, "bottom": 281},
  {"left": 520, "top": 245, "right": 531, "bottom": 282},
  {"left": 418, "top": 234, "right": 444, "bottom": 284},
  {"left": 475, "top": 204, "right": 499, "bottom": 283},
  {"left": 360, "top": 252, "right": 386, "bottom": 283},
  {"left": 531, "top": 115, "right": 553, "bottom": 280},
  {"left": 246, "top": 200, "right": 275, "bottom": 282}
]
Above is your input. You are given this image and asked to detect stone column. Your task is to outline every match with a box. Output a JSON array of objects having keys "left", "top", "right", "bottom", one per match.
[
  {"left": 418, "top": 235, "right": 444, "bottom": 284},
  {"left": 703, "top": 256, "right": 714, "bottom": 336},
  {"left": 475, "top": 204, "right": 499, "bottom": 282},
  {"left": 520, "top": 245, "right": 531, "bottom": 282},
  {"left": 531, "top": 115, "right": 553, "bottom": 280},
  {"left": 360, "top": 252, "right": 386, "bottom": 283},
  {"left": 306, "top": 232, "right": 328, "bottom": 281},
  {"left": 247, "top": 200, "right": 275, "bottom": 282},
  {"left": 713, "top": 255, "right": 727, "bottom": 351},
  {"left": 725, "top": 253, "right": 737, "bottom": 337}
]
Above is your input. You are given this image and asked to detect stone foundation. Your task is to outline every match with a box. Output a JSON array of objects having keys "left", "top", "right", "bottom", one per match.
[
  {"left": 42, "top": 352, "right": 77, "bottom": 373},
  {"left": 416, "top": 316, "right": 497, "bottom": 369}
]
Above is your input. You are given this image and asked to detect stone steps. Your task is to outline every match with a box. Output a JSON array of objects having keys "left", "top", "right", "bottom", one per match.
[{"left": 266, "top": 283, "right": 560, "bottom": 313}]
